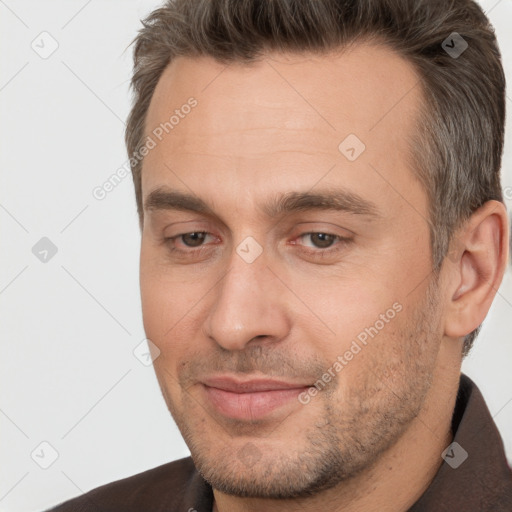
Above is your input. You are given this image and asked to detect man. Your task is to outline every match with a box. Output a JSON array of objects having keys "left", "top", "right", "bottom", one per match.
[{"left": 49, "top": 0, "right": 512, "bottom": 510}]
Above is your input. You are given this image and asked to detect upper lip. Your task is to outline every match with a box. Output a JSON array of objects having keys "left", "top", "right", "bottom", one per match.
[{"left": 202, "top": 375, "right": 311, "bottom": 393}]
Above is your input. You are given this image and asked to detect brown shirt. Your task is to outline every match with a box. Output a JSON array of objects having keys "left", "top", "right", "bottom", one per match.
[{"left": 47, "top": 374, "right": 512, "bottom": 511}]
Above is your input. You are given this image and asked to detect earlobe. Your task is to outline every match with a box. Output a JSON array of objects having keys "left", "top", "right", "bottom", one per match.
[{"left": 444, "top": 200, "right": 509, "bottom": 339}]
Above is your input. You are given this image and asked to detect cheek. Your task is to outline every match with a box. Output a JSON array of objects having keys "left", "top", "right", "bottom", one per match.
[
  {"left": 140, "top": 275, "right": 192, "bottom": 344},
  {"left": 292, "top": 268, "right": 414, "bottom": 381},
  {"left": 140, "top": 259, "right": 168, "bottom": 339},
  {"left": 301, "top": 276, "right": 398, "bottom": 341},
  {"left": 140, "top": 272, "right": 196, "bottom": 393},
  {"left": 140, "top": 240, "right": 185, "bottom": 337},
  {"left": 139, "top": 252, "right": 210, "bottom": 360}
]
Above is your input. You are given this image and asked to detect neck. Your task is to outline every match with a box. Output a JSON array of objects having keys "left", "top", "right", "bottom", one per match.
[{"left": 212, "top": 361, "right": 461, "bottom": 512}]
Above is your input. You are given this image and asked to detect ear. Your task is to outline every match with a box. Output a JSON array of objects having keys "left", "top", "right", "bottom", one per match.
[{"left": 444, "top": 200, "right": 509, "bottom": 339}]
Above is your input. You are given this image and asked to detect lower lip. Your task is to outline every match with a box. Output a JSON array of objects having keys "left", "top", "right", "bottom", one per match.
[{"left": 203, "top": 385, "right": 308, "bottom": 420}]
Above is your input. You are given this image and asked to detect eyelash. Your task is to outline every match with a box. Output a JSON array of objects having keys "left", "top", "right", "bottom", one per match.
[
  {"left": 164, "top": 231, "right": 351, "bottom": 258},
  {"left": 164, "top": 232, "right": 218, "bottom": 258},
  {"left": 293, "top": 232, "right": 351, "bottom": 258}
]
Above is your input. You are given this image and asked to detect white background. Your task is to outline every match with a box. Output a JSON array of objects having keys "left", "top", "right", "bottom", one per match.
[{"left": 1, "top": 1, "right": 511, "bottom": 510}]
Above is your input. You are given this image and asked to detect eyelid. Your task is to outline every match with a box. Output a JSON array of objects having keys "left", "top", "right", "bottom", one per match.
[
  {"left": 299, "top": 231, "right": 342, "bottom": 240},
  {"left": 290, "top": 232, "right": 351, "bottom": 249},
  {"left": 291, "top": 221, "right": 355, "bottom": 236},
  {"left": 166, "top": 231, "right": 219, "bottom": 249}
]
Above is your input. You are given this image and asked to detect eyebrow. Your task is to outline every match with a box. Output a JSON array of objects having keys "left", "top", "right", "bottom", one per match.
[{"left": 144, "top": 187, "right": 382, "bottom": 219}]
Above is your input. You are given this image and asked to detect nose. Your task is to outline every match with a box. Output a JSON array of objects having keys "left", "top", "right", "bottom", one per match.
[{"left": 204, "top": 245, "right": 290, "bottom": 351}]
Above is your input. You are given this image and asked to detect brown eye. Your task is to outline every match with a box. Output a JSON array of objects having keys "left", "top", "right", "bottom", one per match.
[
  {"left": 298, "top": 232, "right": 339, "bottom": 249},
  {"left": 307, "top": 233, "right": 337, "bottom": 248},
  {"left": 292, "top": 231, "right": 353, "bottom": 261},
  {"left": 180, "top": 232, "right": 208, "bottom": 247}
]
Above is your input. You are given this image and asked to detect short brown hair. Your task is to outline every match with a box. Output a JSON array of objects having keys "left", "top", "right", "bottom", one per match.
[{"left": 125, "top": 0, "right": 506, "bottom": 356}]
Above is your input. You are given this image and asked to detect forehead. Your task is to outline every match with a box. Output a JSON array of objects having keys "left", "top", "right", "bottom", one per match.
[
  {"left": 142, "top": 44, "right": 424, "bottom": 217},
  {"left": 145, "top": 44, "right": 420, "bottom": 133}
]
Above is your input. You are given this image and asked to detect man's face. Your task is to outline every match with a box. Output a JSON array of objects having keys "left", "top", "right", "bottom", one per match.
[{"left": 140, "top": 44, "right": 445, "bottom": 497}]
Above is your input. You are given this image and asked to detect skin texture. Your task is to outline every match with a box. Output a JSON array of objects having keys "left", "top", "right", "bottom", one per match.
[{"left": 139, "top": 44, "right": 509, "bottom": 512}]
